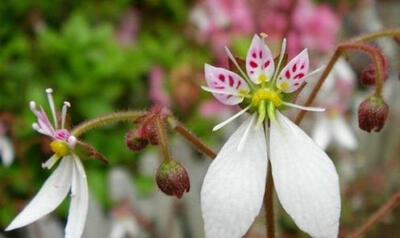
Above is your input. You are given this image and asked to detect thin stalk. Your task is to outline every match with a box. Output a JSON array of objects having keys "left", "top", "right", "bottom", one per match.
[
  {"left": 349, "top": 28, "right": 400, "bottom": 42},
  {"left": 71, "top": 110, "right": 146, "bottom": 137},
  {"left": 155, "top": 116, "right": 171, "bottom": 161},
  {"left": 350, "top": 192, "right": 400, "bottom": 237},
  {"left": 168, "top": 117, "right": 217, "bottom": 159},
  {"left": 264, "top": 162, "right": 275, "bottom": 238},
  {"left": 295, "top": 42, "right": 385, "bottom": 124}
]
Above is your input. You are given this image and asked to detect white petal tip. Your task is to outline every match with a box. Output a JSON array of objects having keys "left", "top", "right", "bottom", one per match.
[
  {"left": 64, "top": 101, "right": 71, "bottom": 107},
  {"left": 29, "top": 101, "right": 36, "bottom": 110},
  {"left": 68, "top": 136, "right": 77, "bottom": 147},
  {"left": 45, "top": 88, "right": 53, "bottom": 94}
]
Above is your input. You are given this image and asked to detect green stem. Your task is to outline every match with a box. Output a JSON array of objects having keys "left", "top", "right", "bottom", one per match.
[
  {"left": 155, "top": 116, "right": 171, "bottom": 161},
  {"left": 71, "top": 110, "right": 146, "bottom": 137}
]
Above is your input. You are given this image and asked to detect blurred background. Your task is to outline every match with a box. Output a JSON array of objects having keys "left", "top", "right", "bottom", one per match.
[{"left": 0, "top": 0, "right": 399, "bottom": 237}]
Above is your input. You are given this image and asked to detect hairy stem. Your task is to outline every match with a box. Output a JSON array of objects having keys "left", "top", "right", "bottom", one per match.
[
  {"left": 350, "top": 28, "right": 400, "bottom": 42},
  {"left": 168, "top": 117, "right": 217, "bottom": 159},
  {"left": 155, "top": 116, "right": 171, "bottom": 161},
  {"left": 350, "top": 192, "right": 400, "bottom": 237},
  {"left": 71, "top": 110, "right": 146, "bottom": 137},
  {"left": 295, "top": 42, "right": 384, "bottom": 124}
]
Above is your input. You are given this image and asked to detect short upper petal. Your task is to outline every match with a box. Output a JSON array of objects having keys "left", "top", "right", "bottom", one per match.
[
  {"left": 65, "top": 155, "right": 89, "bottom": 238},
  {"left": 204, "top": 64, "right": 249, "bottom": 105},
  {"left": 270, "top": 111, "right": 341, "bottom": 238},
  {"left": 246, "top": 34, "right": 275, "bottom": 84},
  {"left": 6, "top": 157, "right": 73, "bottom": 231},
  {"left": 277, "top": 49, "right": 310, "bottom": 93},
  {"left": 201, "top": 115, "right": 268, "bottom": 238}
]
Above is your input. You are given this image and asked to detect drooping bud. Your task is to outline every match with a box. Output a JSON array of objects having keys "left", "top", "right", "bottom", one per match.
[
  {"left": 125, "top": 129, "right": 149, "bottom": 152},
  {"left": 156, "top": 159, "right": 190, "bottom": 199},
  {"left": 360, "top": 51, "right": 388, "bottom": 86},
  {"left": 358, "top": 96, "right": 389, "bottom": 132}
]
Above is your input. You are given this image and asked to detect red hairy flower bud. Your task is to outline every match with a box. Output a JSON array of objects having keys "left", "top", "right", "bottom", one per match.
[
  {"left": 126, "top": 129, "right": 149, "bottom": 151},
  {"left": 156, "top": 160, "right": 190, "bottom": 199},
  {"left": 360, "top": 51, "right": 388, "bottom": 86},
  {"left": 358, "top": 96, "right": 389, "bottom": 132}
]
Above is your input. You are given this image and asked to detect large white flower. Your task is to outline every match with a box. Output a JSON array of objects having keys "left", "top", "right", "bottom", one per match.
[
  {"left": 6, "top": 89, "right": 88, "bottom": 238},
  {"left": 201, "top": 34, "right": 341, "bottom": 238},
  {"left": 0, "top": 121, "right": 14, "bottom": 167}
]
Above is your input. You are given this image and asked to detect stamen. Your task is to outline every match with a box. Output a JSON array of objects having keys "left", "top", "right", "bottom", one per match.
[
  {"left": 61, "top": 101, "right": 71, "bottom": 129},
  {"left": 302, "top": 66, "right": 324, "bottom": 83},
  {"left": 201, "top": 86, "right": 250, "bottom": 98},
  {"left": 238, "top": 114, "right": 256, "bottom": 152},
  {"left": 213, "top": 105, "right": 251, "bottom": 131},
  {"left": 46, "top": 88, "right": 58, "bottom": 130},
  {"left": 224, "top": 46, "right": 252, "bottom": 84},
  {"left": 272, "top": 38, "right": 287, "bottom": 83},
  {"left": 282, "top": 101, "right": 325, "bottom": 112}
]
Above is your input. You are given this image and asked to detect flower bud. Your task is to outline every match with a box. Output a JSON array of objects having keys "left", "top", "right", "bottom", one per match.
[
  {"left": 360, "top": 54, "right": 388, "bottom": 86},
  {"left": 125, "top": 129, "right": 148, "bottom": 152},
  {"left": 156, "top": 160, "right": 190, "bottom": 199},
  {"left": 358, "top": 96, "right": 389, "bottom": 132}
]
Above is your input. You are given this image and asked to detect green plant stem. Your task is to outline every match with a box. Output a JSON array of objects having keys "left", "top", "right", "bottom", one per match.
[
  {"left": 168, "top": 117, "right": 217, "bottom": 159},
  {"left": 155, "top": 116, "right": 171, "bottom": 161},
  {"left": 349, "top": 28, "right": 400, "bottom": 42},
  {"left": 71, "top": 110, "right": 146, "bottom": 137}
]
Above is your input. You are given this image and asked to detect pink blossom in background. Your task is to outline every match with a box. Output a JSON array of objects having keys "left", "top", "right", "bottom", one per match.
[
  {"left": 259, "top": 0, "right": 340, "bottom": 57},
  {"left": 149, "top": 67, "right": 170, "bottom": 106},
  {"left": 198, "top": 100, "right": 233, "bottom": 118},
  {"left": 117, "top": 9, "right": 139, "bottom": 46},
  {"left": 190, "top": 0, "right": 254, "bottom": 63}
]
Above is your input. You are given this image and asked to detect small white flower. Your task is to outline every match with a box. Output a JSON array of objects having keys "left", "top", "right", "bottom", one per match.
[
  {"left": 109, "top": 204, "right": 140, "bottom": 238},
  {"left": 6, "top": 89, "right": 88, "bottom": 238},
  {"left": 0, "top": 121, "right": 14, "bottom": 167},
  {"left": 312, "top": 58, "right": 358, "bottom": 150},
  {"left": 201, "top": 35, "right": 341, "bottom": 238}
]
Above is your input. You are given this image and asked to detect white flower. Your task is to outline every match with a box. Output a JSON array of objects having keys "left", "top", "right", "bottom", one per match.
[
  {"left": 312, "top": 58, "right": 358, "bottom": 150},
  {"left": 0, "top": 121, "right": 14, "bottom": 167},
  {"left": 201, "top": 35, "right": 341, "bottom": 238},
  {"left": 6, "top": 89, "right": 88, "bottom": 238}
]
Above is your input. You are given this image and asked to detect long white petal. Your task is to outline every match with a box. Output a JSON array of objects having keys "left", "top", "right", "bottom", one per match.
[
  {"left": 311, "top": 116, "right": 332, "bottom": 150},
  {"left": 6, "top": 157, "right": 73, "bottom": 231},
  {"left": 0, "top": 136, "right": 14, "bottom": 167},
  {"left": 270, "top": 111, "right": 341, "bottom": 238},
  {"left": 201, "top": 116, "right": 268, "bottom": 238},
  {"left": 65, "top": 155, "right": 89, "bottom": 238},
  {"left": 331, "top": 116, "right": 358, "bottom": 150}
]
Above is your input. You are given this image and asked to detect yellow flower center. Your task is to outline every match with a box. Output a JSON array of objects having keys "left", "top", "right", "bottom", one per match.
[
  {"left": 50, "top": 140, "right": 70, "bottom": 157},
  {"left": 251, "top": 89, "right": 282, "bottom": 108}
]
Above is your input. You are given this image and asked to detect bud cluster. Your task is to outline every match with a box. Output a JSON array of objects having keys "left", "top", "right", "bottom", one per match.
[{"left": 125, "top": 106, "right": 169, "bottom": 152}]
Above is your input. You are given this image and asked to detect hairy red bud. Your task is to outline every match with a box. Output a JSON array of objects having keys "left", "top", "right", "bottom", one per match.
[
  {"left": 360, "top": 51, "right": 388, "bottom": 86},
  {"left": 126, "top": 129, "right": 149, "bottom": 151},
  {"left": 358, "top": 96, "right": 389, "bottom": 132},
  {"left": 156, "top": 160, "right": 190, "bottom": 199}
]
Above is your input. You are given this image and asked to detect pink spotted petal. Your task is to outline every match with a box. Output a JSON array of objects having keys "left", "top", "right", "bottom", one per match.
[
  {"left": 204, "top": 64, "right": 249, "bottom": 105},
  {"left": 246, "top": 34, "right": 275, "bottom": 84},
  {"left": 277, "top": 49, "right": 310, "bottom": 93}
]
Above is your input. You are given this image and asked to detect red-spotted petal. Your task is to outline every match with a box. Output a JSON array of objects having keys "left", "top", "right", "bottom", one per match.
[
  {"left": 204, "top": 64, "right": 249, "bottom": 105},
  {"left": 246, "top": 35, "right": 275, "bottom": 84},
  {"left": 277, "top": 49, "right": 309, "bottom": 93}
]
